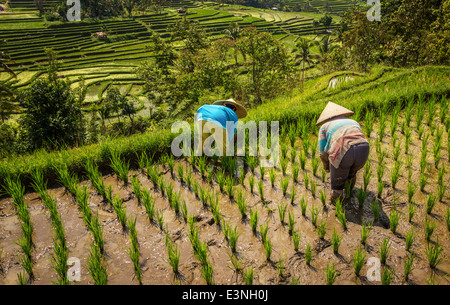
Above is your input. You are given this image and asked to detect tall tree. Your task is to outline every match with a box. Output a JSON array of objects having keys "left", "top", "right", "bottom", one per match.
[{"left": 293, "top": 37, "right": 317, "bottom": 89}]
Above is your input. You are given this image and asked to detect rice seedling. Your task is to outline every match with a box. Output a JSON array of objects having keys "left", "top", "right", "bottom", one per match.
[
  {"left": 210, "top": 194, "right": 221, "bottom": 225},
  {"left": 277, "top": 202, "right": 287, "bottom": 225},
  {"left": 87, "top": 243, "right": 108, "bottom": 285},
  {"left": 325, "top": 262, "right": 338, "bottom": 285},
  {"left": 228, "top": 226, "right": 240, "bottom": 253},
  {"left": 128, "top": 244, "right": 142, "bottom": 284},
  {"left": 258, "top": 165, "right": 265, "bottom": 181},
  {"left": 439, "top": 183, "right": 446, "bottom": 203},
  {"left": 158, "top": 176, "right": 166, "bottom": 197},
  {"left": 281, "top": 176, "right": 289, "bottom": 196},
  {"left": 356, "top": 188, "right": 368, "bottom": 208},
  {"left": 439, "top": 96, "right": 448, "bottom": 123},
  {"left": 248, "top": 156, "right": 258, "bottom": 174},
  {"left": 302, "top": 137, "right": 310, "bottom": 156},
  {"left": 276, "top": 256, "right": 285, "bottom": 278},
  {"left": 316, "top": 218, "right": 327, "bottom": 240},
  {"left": 249, "top": 209, "right": 258, "bottom": 234},
  {"left": 292, "top": 164, "right": 300, "bottom": 183},
  {"left": 311, "top": 158, "right": 319, "bottom": 177},
  {"left": 215, "top": 169, "right": 225, "bottom": 193},
  {"left": 235, "top": 189, "right": 247, "bottom": 219},
  {"left": 352, "top": 246, "right": 367, "bottom": 276},
  {"left": 269, "top": 167, "right": 276, "bottom": 187},
  {"left": 321, "top": 168, "right": 326, "bottom": 183},
  {"left": 390, "top": 161, "right": 401, "bottom": 189},
  {"left": 177, "top": 164, "right": 184, "bottom": 183},
  {"left": 263, "top": 238, "right": 273, "bottom": 261},
  {"left": 376, "top": 162, "right": 385, "bottom": 183},
  {"left": 319, "top": 189, "right": 326, "bottom": 208},
  {"left": 290, "top": 148, "right": 297, "bottom": 164},
  {"left": 425, "top": 238, "right": 443, "bottom": 269},
  {"left": 403, "top": 252, "right": 414, "bottom": 282},
  {"left": 370, "top": 201, "right": 380, "bottom": 222},
  {"left": 433, "top": 143, "right": 441, "bottom": 169},
  {"left": 364, "top": 110, "right": 374, "bottom": 138},
  {"left": 228, "top": 252, "right": 242, "bottom": 274},
  {"left": 424, "top": 217, "right": 436, "bottom": 243},
  {"left": 379, "top": 238, "right": 391, "bottom": 265},
  {"left": 381, "top": 267, "right": 393, "bottom": 285},
  {"left": 335, "top": 199, "right": 347, "bottom": 230},
  {"left": 310, "top": 180, "right": 316, "bottom": 197},
  {"left": 156, "top": 209, "right": 164, "bottom": 231},
  {"left": 292, "top": 230, "right": 301, "bottom": 252},
  {"left": 418, "top": 124, "right": 425, "bottom": 140},
  {"left": 207, "top": 167, "right": 214, "bottom": 185},
  {"left": 166, "top": 238, "right": 180, "bottom": 275},
  {"left": 89, "top": 213, "right": 104, "bottom": 254},
  {"left": 445, "top": 207, "right": 450, "bottom": 231},
  {"left": 299, "top": 196, "right": 308, "bottom": 216},
  {"left": 142, "top": 189, "right": 155, "bottom": 223},
  {"left": 310, "top": 205, "right": 320, "bottom": 227},
  {"left": 303, "top": 172, "right": 309, "bottom": 190},
  {"left": 425, "top": 193, "right": 437, "bottom": 215},
  {"left": 131, "top": 176, "right": 142, "bottom": 204},
  {"left": 285, "top": 209, "right": 295, "bottom": 235},
  {"left": 55, "top": 164, "right": 79, "bottom": 197},
  {"left": 280, "top": 157, "right": 288, "bottom": 176},
  {"left": 299, "top": 150, "right": 306, "bottom": 170},
  {"left": 197, "top": 156, "right": 207, "bottom": 179},
  {"left": 112, "top": 195, "right": 127, "bottom": 230},
  {"left": 360, "top": 221, "right": 372, "bottom": 245},
  {"left": 248, "top": 173, "right": 255, "bottom": 194},
  {"left": 257, "top": 179, "right": 264, "bottom": 201},
  {"left": 405, "top": 227, "right": 416, "bottom": 252},
  {"left": 389, "top": 210, "right": 400, "bottom": 234},
  {"left": 280, "top": 142, "right": 288, "bottom": 160},
  {"left": 243, "top": 267, "right": 254, "bottom": 285},
  {"left": 404, "top": 128, "right": 411, "bottom": 154},
  {"left": 390, "top": 113, "right": 398, "bottom": 138},
  {"left": 437, "top": 166, "right": 445, "bottom": 186},
  {"left": 406, "top": 181, "right": 417, "bottom": 204},
  {"left": 225, "top": 176, "right": 234, "bottom": 199},
  {"left": 259, "top": 222, "right": 269, "bottom": 244},
  {"left": 84, "top": 160, "right": 108, "bottom": 199},
  {"left": 110, "top": 150, "right": 129, "bottom": 184},
  {"left": 305, "top": 242, "right": 312, "bottom": 265}
]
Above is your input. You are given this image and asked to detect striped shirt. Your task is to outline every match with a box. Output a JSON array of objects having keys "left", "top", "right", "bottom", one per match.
[{"left": 318, "top": 117, "right": 368, "bottom": 168}]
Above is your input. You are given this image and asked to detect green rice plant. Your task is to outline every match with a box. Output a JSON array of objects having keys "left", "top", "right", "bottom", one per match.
[
  {"left": 248, "top": 174, "right": 255, "bottom": 194},
  {"left": 276, "top": 256, "right": 285, "bottom": 278},
  {"left": 425, "top": 193, "right": 437, "bottom": 215},
  {"left": 424, "top": 217, "right": 436, "bottom": 243},
  {"left": 55, "top": 164, "right": 79, "bottom": 197},
  {"left": 278, "top": 202, "right": 287, "bottom": 225},
  {"left": 403, "top": 252, "right": 415, "bottom": 281},
  {"left": 311, "top": 158, "right": 319, "bottom": 177},
  {"left": 269, "top": 167, "right": 276, "bottom": 187},
  {"left": 439, "top": 96, "right": 448, "bottom": 123},
  {"left": 364, "top": 110, "right": 374, "bottom": 138},
  {"left": 236, "top": 189, "right": 247, "bottom": 219},
  {"left": 177, "top": 164, "right": 184, "bottom": 183},
  {"left": 379, "top": 238, "right": 391, "bottom": 265},
  {"left": 197, "top": 156, "right": 207, "bottom": 179},
  {"left": 280, "top": 142, "right": 288, "bottom": 160},
  {"left": 433, "top": 143, "right": 441, "bottom": 169},
  {"left": 129, "top": 244, "right": 142, "bottom": 284},
  {"left": 259, "top": 165, "right": 265, "bottom": 181},
  {"left": 228, "top": 226, "right": 240, "bottom": 253},
  {"left": 87, "top": 243, "right": 108, "bottom": 285},
  {"left": 335, "top": 199, "right": 347, "bottom": 230},
  {"left": 225, "top": 176, "right": 234, "bottom": 199},
  {"left": 406, "top": 181, "right": 417, "bottom": 204},
  {"left": 210, "top": 194, "right": 221, "bottom": 225},
  {"left": 147, "top": 165, "right": 159, "bottom": 187},
  {"left": 172, "top": 192, "right": 181, "bottom": 215},
  {"left": 290, "top": 184, "right": 296, "bottom": 205},
  {"left": 376, "top": 162, "right": 385, "bottom": 183},
  {"left": 263, "top": 238, "right": 273, "bottom": 261},
  {"left": 131, "top": 176, "right": 142, "bottom": 204},
  {"left": 438, "top": 183, "right": 446, "bottom": 202},
  {"left": 181, "top": 200, "right": 188, "bottom": 222},
  {"left": 89, "top": 214, "right": 104, "bottom": 254},
  {"left": 112, "top": 195, "right": 127, "bottom": 230},
  {"left": 310, "top": 204, "right": 320, "bottom": 227},
  {"left": 156, "top": 209, "right": 164, "bottom": 231},
  {"left": 299, "top": 197, "right": 307, "bottom": 216},
  {"left": 360, "top": 221, "right": 372, "bottom": 245},
  {"left": 390, "top": 160, "right": 401, "bottom": 189},
  {"left": 248, "top": 156, "right": 258, "bottom": 174},
  {"left": 280, "top": 157, "right": 288, "bottom": 176},
  {"left": 389, "top": 210, "right": 400, "bottom": 234},
  {"left": 425, "top": 238, "right": 443, "bottom": 269},
  {"left": 198, "top": 186, "right": 209, "bottom": 208},
  {"left": 257, "top": 179, "right": 264, "bottom": 201},
  {"left": 390, "top": 113, "right": 398, "bottom": 138},
  {"left": 381, "top": 267, "right": 394, "bottom": 285},
  {"left": 259, "top": 222, "right": 269, "bottom": 244},
  {"left": 305, "top": 242, "right": 312, "bottom": 265},
  {"left": 408, "top": 202, "right": 416, "bottom": 223},
  {"left": 215, "top": 169, "right": 225, "bottom": 193},
  {"left": 370, "top": 201, "right": 380, "bottom": 222},
  {"left": 302, "top": 137, "right": 310, "bottom": 156},
  {"left": 292, "top": 163, "right": 300, "bottom": 183},
  {"left": 377, "top": 180, "right": 385, "bottom": 198},
  {"left": 228, "top": 253, "right": 242, "bottom": 274},
  {"left": 166, "top": 181, "right": 174, "bottom": 203},
  {"left": 352, "top": 246, "right": 367, "bottom": 276},
  {"left": 158, "top": 176, "right": 166, "bottom": 197},
  {"left": 110, "top": 150, "right": 129, "bottom": 184},
  {"left": 249, "top": 209, "right": 258, "bottom": 234},
  {"left": 416, "top": 101, "right": 425, "bottom": 129},
  {"left": 392, "top": 132, "right": 398, "bottom": 149},
  {"left": 445, "top": 207, "right": 450, "bottom": 231},
  {"left": 243, "top": 267, "right": 254, "bottom": 285},
  {"left": 290, "top": 148, "right": 297, "bottom": 165},
  {"left": 344, "top": 180, "right": 352, "bottom": 199},
  {"left": 167, "top": 239, "right": 180, "bottom": 274},
  {"left": 400, "top": 120, "right": 406, "bottom": 135},
  {"left": 437, "top": 166, "right": 445, "bottom": 186},
  {"left": 288, "top": 124, "right": 296, "bottom": 147},
  {"left": 303, "top": 172, "right": 310, "bottom": 191},
  {"left": 281, "top": 176, "right": 289, "bottom": 196},
  {"left": 316, "top": 218, "right": 327, "bottom": 240},
  {"left": 142, "top": 189, "right": 155, "bottom": 223},
  {"left": 404, "top": 128, "right": 411, "bottom": 154},
  {"left": 84, "top": 160, "right": 108, "bottom": 199},
  {"left": 237, "top": 167, "right": 244, "bottom": 186},
  {"left": 321, "top": 168, "right": 326, "bottom": 183},
  {"left": 356, "top": 188, "right": 368, "bottom": 208},
  {"left": 50, "top": 237, "right": 69, "bottom": 285},
  {"left": 287, "top": 210, "right": 295, "bottom": 235},
  {"left": 405, "top": 227, "right": 416, "bottom": 252},
  {"left": 207, "top": 167, "right": 214, "bottom": 185},
  {"left": 418, "top": 124, "right": 425, "bottom": 140},
  {"left": 325, "top": 262, "right": 338, "bottom": 285},
  {"left": 299, "top": 150, "right": 306, "bottom": 170},
  {"left": 310, "top": 180, "right": 316, "bottom": 198},
  {"left": 311, "top": 139, "right": 318, "bottom": 158},
  {"left": 292, "top": 230, "right": 301, "bottom": 252},
  {"left": 319, "top": 189, "right": 326, "bottom": 207}
]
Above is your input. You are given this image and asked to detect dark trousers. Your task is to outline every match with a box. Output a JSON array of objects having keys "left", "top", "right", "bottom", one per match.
[{"left": 330, "top": 142, "right": 370, "bottom": 191}]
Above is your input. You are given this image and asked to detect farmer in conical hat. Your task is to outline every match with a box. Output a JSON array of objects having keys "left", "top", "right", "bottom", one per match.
[
  {"left": 317, "top": 102, "right": 369, "bottom": 204},
  {"left": 196, "top": 98, "right": 247, "bottom": 157}
]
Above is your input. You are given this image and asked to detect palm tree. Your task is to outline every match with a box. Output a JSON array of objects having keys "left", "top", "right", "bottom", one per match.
[
  {"left": 223, "top": 22, "right": 244, "bottom": 64},
  {"left": 293, "top": 38, "right": 317, "bottom": 89},
  {"left": 314, "top": 35, "right": 337, "bottom": 73}
]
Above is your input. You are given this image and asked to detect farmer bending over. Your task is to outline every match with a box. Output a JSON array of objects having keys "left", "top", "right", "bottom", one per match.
[
  {"left": 196, "top": 99, "right": 247, "bottom": 157},
  {"left": 317, "top": 102, "right": 369, "bottom": 204}
]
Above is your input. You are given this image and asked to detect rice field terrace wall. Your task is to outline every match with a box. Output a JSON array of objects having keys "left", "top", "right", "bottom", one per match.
[{"left": 0, "top": 69, "right": 448, "bottom": 284}]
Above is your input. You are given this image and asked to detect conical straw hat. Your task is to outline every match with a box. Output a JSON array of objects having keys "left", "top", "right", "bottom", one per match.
[
  {"left": 316, "top": 102, "right": 354, "bottom": 126},
  {"left": 213, "top": 98, "right": 247, "bottom": 119}
]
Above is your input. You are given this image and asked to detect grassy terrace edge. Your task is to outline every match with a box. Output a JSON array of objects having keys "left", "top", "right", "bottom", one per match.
[{"left": 1, "top": 65, "right": 449, "bottom": 189}]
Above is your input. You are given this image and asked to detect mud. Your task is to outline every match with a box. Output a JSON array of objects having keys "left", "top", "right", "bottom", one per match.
[{"left": 0, "top": 111, "right": 449, "bottom": 285}]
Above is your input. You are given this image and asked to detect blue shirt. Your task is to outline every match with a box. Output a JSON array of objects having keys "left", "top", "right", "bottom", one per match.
[{"left": 196, "top": 105, "right": 238, "bottom": 143}]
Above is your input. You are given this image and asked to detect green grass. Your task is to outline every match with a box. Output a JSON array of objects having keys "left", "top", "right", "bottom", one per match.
[{"left": 352, "top": 246, "right": 367, "bottom": 276}]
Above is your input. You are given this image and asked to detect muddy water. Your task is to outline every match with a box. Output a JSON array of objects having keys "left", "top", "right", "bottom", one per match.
[{"left": 0, "top": 112, "right": 449, "bottom": 285}]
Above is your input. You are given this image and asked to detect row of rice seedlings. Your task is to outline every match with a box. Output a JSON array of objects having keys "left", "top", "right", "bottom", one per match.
[
  {"left": 55, "top": 164, "right": 79, "bottom": 198},
  {"left": 403, "top": 252, "right": 415, "bottom": 281},
  {"left": 4, "top": 176, "right": 34, "bottom": 283},
  {"left": 335, "top": 199, "right": 347, "bottom": 230},
  {"left": 161, "top": 153, "right": 175, "bottom": 177},
  {"left": 425, "top": 238, "right": 443, "bottom": 269},
  {"left": 331, "top": 228, "right": 343, "bottom": 254},
  {"left": 32, "top": 172, "right": 70, "bottom": 285},
  {"left": 165, "top": 233, "right": 180, "bottom": 274},
  {"left": 84, "top": 159, "right": 108, "bottom": 199},
  {"left": 187, "top": 219, "right": 214, "bottom": 284},
  {"left": 112, "top": 195, "right": 127, "bottom": 230},
  {"left": 325, "top": 262, "right": 338, "bottom": 285},
  {"left": 110, "top": 150, "right": 130, "bottom": 184},
  {"left": 87, "top": 243, "right": 108, "bottom": 285}
]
